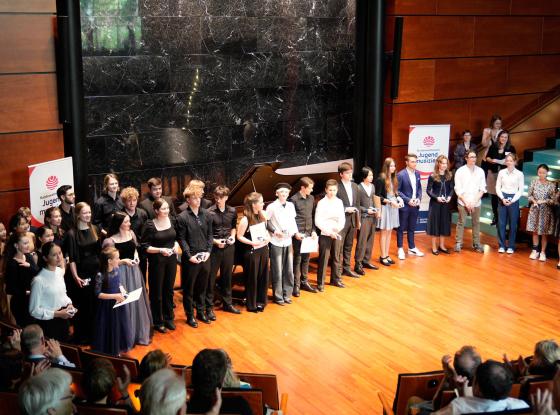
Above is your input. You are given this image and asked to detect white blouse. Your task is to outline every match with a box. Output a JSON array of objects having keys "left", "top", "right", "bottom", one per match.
[{"left": 29, "top": 267, "right": 72, "bottom": 320}]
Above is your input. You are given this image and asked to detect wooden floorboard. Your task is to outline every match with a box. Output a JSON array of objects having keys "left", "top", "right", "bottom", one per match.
[{"left": 127, "top": 230, "right": 560, "bottom": 414}]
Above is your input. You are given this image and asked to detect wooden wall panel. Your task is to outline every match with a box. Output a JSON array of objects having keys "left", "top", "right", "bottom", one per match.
[
  {"left": 0, "top": 130, "right": 64, "bottom": 190},
  {"left": 0, "top": 0, "right": 56, "bottom": 13},
  {"left": 474, "top": 17, "right": 542, "bottom": 56},
  {"left": 401, "top": 17, "right": 474, "bottom": 59},
  {"left": 383, "top": 145, "right": 409, "bottom": 165},
  {"left": 0, "top": 190, "right": 30, "bottom": 226},
  {"left": 511, "top": 0, "right": 560, "bottom": 16},
  {"left": 510, "top": 128, "right": 556, "bottom": 157},
  {"left": 507, "top": 55, "right": 560, "bottom": 94},
  {"left": 0, "top": 15, "right": 56, "bottom": 73},
  {"left": 469, "top": 94, "right": 541, "bottom": 132},
  {"left": 386, "top": 0, "right": 437, "bottom": 16},
  {"left": 395, "top": 60, "right": 435, "bottom": 103},
  {"left": 0, "top": 74, "right": 60, "bottom": 133},
  {"left": 511, "top": 97, "right": 560, "bottom": 133},
  {"left": 436, "top": 0, "right": 511, "bottom": 15},
  {"left": 542, "top": 18, "right": 560, "bottom": 53}
]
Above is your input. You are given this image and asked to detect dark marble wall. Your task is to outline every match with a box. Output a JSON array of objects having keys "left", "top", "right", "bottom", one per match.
[{"left": 81, "top": 0, "right": 355, "bottom": 197}]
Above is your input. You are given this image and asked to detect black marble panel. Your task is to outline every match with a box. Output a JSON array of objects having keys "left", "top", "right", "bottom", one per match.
[
  {"left": 142, "top": 16, "right": 202, "bottom": 56},
  {"left": 257, "top": 17, "right": 309, "bottom": 52},
  {"left": 201, "top": 16, "right": 258, "bottom": 54},
  {"left": 170, "top": 54, "right": 230, "bottom": 92}
]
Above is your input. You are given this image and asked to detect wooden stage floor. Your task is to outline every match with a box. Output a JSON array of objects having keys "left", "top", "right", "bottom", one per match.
[{"left": 127, "top": 230, "right": 560, "bottom": 414}]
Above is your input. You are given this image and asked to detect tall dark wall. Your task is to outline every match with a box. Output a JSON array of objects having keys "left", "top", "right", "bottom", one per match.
[{"left": 81, "top": 0, "right": 355, "bottom": 198}]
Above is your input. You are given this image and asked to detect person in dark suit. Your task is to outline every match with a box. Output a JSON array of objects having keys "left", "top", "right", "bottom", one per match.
[
  {"left": 354, "top": 167, "right": 379, "bottom": 274},
  {"left": 336, "top": 162, "right": 361, "bottom": 278},
  {"left": 140, "top": 177, "right": 177, "bottom": 219},
  {"left": 397, "top": 154, "right": 424, "bottom": 260}
]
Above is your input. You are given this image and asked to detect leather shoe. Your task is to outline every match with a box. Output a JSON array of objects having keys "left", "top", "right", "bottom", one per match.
[
  {"left": 342, "top": 269, "right": 360, "bottom": 278},
  {"left": 354, "top": 266, "right": 365, "bottom": 276},
  {"left": 301, "top": 282, "right": 318, "bottom": 293},
  {"left": 362, "top": 262, "right": 378, "bottom": 270},
  {"left": 331, "top": 280, "right": 345, "bottom": 288},
  {"left": 256, "top": 304, "right": 264, "bottom": 312},
  {"left": 317, "top": 285, "right": 325, "bottom": 292},
  {"left": 196, "top": 313, "right": 211, "bottom": 324},
  {"left": 223, "top": 304, "right": 241, "bottom": 314},
  {"left": 163, "top": 321, "right": 176, "bottom": 331},
  {"left": 293, "top": 289, "right": 300, "bottom": 297},
  {"left": 154, "top": 325, "right": 168, "bottom": 334},
  {"left": 186, "top": 317, "right": 198, "bottom": 328},
  {"left": 247, "top": 307, "right": 258, "bottom": 313},
  {"left": 206, "top": 309, "right": 216, "bottom": 321}
]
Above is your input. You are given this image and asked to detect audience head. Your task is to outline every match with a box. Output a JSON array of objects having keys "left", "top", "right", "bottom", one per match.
[
  {"left": 21, "top": 324, "right": 45, "bottom": 356},
  {"left": 41, "top": 242, "right": 63, "bottom": 269},
  {"left": 405, "top": 153, "right": 417, "bottom": 170},
  {"left": 147, "top": 178, "right": 163, "bottom": 199},
  {"left": 9, "top": 213, "right": 30, "bottom": 235},
  {"left": 473, "top": 360, "right": 514, "bottom": 401},
  {"left": 103, "top": 173, "right": 119, "bottom": 194},
  {"left": 139, "top": 368, "right": 187, "bottom": 415},
  {"left": 57, "top": 185, "right": 75, "bottom": 205},
  {"left": 107, "top": 211, "right": 130, "bottom": 237},
  {"left": 121, "top": 187, "right": 140, "bottom": 212},
  {"left": 530, "top": 339, "right": 560, "bottom": 376},
  {"left": 139, "top": 349, "right": 170, "bottom": 382},
  {"left": 325, "top": 179, "right": 338, "bottom": 198},
  {"left": 360, "top": 167, "right": 374, "bottom": 183},
  {"left": 82, "top": 358, "right": 116, "bottom": 404},
  {"left": 454, "top": 346, "right": 482, "bottom": 382},
  {"left": 338, "top": 162, "right": 353, "bottom": 182},
  {"left": 297, "top": 177, "right": 314, "bottom": 195},
  {"left": 220, "top": 349, "right": 241, "bottom": 389},
  {"left": 18, "top": 368, "right": 74, "bottom": 415},
  {"left": 153, "top": 199, "right": 170, "bottom": 218},
  {"left": 191, "top": 349, "right": 227, "bottom": 402},
  {"left": 44, "top": 207, "right": 62, "bottom": 228},
  {"left": 99, "top": 246, "right": 119, "bottom": 274},
  {"left": 243, "top": 192, "right": 265, "bottom": 225},
  {"left": 489, "top": 114, "right": 502, "bottom": 129}
]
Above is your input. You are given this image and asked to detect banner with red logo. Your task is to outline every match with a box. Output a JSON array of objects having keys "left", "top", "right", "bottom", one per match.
[
  {"left": 28, "top": 157, "right": 74, "bottom": 227},
  {"left": 408, "top": 124, "right": 450, "bottom": 231}
]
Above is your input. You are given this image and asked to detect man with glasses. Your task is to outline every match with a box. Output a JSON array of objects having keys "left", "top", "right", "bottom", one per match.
[
  {"left": 56, "top": 185, "right": 75, "bottom": 231},
  {"left": 454, "top": 150, "right": 487, "bottom": 253}
]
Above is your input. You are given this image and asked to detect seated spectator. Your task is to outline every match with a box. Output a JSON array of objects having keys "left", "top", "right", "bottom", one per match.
[
  {"left": 139, "top": 368, "right": 188, "bottom": 415},
  {"left": 20, "top": 324, "right": 75, "bottom": 368},
  {"left": 18, "top": 367, "right": 74, "bottom": 415},
  {"left": 80, "top": 357, "right": 134, "bottom": 413},
  {"left": 222, "top": 349, "right": 251, "bottom": 390},
  {"left": 188, "top": 348, "right": 253, "bottom": 415},
  {"left": 0, "top": 326, "right": 23, "bottom": 392},
  {"left": 528, "top": 340, "right": 560, "bottom": 378},
  {"left": 139, "top": 349, "right": 171, "bottom": 382},
  {"left": 434, "top": 360, "right": 529, "bottom": 415}
]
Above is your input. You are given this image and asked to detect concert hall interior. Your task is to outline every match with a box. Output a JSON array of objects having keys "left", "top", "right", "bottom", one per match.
[{"left": 1, "top": 0, "right": 560, "bottom": 414}]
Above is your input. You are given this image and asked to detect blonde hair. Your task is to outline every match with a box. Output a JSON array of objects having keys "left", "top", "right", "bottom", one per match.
[
  {"left": 103, "top": 173, "right": 119, "bottom": 193},
  {"left": 381, "top": 158, "right": 398, "bottom": 193},
  {"left": 74, "top": 202, "right": 98, "bottom": 240},
  {"left": 431, "top": 155, "right": 452, "bottom": 182},
  {"left": 120, "top": 186, "right": 139, "bottom": 201}
]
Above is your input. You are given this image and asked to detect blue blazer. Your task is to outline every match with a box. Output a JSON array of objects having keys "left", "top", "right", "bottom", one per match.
[{"left": 397, "top": 169, "right": 422, "bottom": 204}]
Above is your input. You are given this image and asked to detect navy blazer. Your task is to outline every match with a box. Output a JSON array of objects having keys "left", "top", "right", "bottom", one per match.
[{"left": 397, "top": 169, "right": 422, "bottom": 204}]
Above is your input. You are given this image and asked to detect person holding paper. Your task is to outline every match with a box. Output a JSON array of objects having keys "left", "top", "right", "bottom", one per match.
[
  {"left": 426, "top": 155, "right": 454, "bottom": 255},
  {"left": 176, "top": 187, "right": 213, "bottom": 328},
  {"left": 290, "top": 177, "right": 318, "bottom": 295},
  {"left": 92, "top": 246, "right": 132, "bottom": 356},
  {"left": 354, "top": 167, "right": 379, "bottom": 274},
  {"left": 396, "top": 153, "right": 424, "bottom": 260},
  {"left": 266, "top": 183, "right": 298, "bottom": 305},
  {"left": 315, "top": 179, "right": 346, "bottom": 291},
  {"left": 237, "top": 192, "right": 270, "bottom": 312},
  {"left": 336, "top": 162, "right": 361, "bottom": 278}
]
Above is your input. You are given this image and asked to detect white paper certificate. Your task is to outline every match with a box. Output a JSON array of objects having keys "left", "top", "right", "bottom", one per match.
[
  {"left": 113, "top": 287, "right": 143, "bottom": 309},
  {"left": 249, "top": 222, "right": 268, "bottom": 243},
  {"left": 300, "top": 237, "right": 318, "bottom": 254}
]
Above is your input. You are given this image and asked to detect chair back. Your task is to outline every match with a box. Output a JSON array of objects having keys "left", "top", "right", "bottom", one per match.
[
  {"left": 393, "top": 371, "right": 445, "bottom": 415},
  {"left": 59, "top": 342, "right": 82, "bottom": 368},
  {"left": 237, "top": 371, "right": 280, "bottom": 410},
  {"left": 439, "top": 390, "right": 456, "bottom": 408},
  {"left": 74, "top": 404, "right": 129, "bottom": 414},
  {"left": 80, "top": 349, "right": 140, "bottom": 381},
  {"left": 69, "top": 369, "right": 86, "bottom": 399},
  {"left": 0, "top": 392, "right": 21, "bottom": 415},
  {"left": 187, "top": 387, "right": 264, "bottom": 415}
]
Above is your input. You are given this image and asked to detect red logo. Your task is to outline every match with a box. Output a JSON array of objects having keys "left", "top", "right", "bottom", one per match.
[
  {"left": 423, "top": 136, "right": 435, "bottom": 147},
  {"left": 46, "top": 175, "right": 59, "bottom": 190}
]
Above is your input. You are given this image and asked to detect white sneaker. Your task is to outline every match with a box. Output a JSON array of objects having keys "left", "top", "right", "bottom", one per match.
[
  {"left": 498, "top": 247, "right": 505, "bottom": 253},
  {"left": 398, "top": 248, "right": 406, "bottom": 260},
  {"left": 529, "top": 250, "right": 539, "bottom": 260},
  {"left": 539, "top": 252, "right": 546, "bottom": 262},
  {"left": 506, "top": 248, "right": 514, "bottom": 254},
  {"left": 408, "top": 247, "right": 425, "bottom": 257}
]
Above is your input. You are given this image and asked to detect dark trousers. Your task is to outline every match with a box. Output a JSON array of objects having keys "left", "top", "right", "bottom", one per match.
[
  {"left": 355, "top": 216, "right": 376, "bottom": 265},
  {"left": 148, "top": 253, "right": 176, "bottom": 326},
  {"left": 243, "top": 246, "right": 269, "bottom": 310},
  {"left": 68, "top": 278, "right": 94, "bottom": 343},
  {"left": 317, "top": 235, "right": 342, "bottom": 287},
  {"left": 491, "top": 194, "right": 499, "bottom": 221},
  {"left": 38, "top": 318, "right": 69, "bottom": 342},
  {"left": 337, "top": 217, "right": 356, "bottom": 273},
  {"left": 498, "top": 193, "right": 520, "bottom": 250},
  {"left": 208, "top": 244, "right": 235, "bottom": 308},
  {"left": 292, "top": 238, "right": 311, "bottom": 287},
  {"left": 397, "top": 205, "right": 419, "bottom": 249},
  {"left": 181, "top": 257, "right": 210, "bottom": 316}
]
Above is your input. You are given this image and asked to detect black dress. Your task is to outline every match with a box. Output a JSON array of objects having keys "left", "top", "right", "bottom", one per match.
[
  {"left": 5, "top": 254, "right": 39, "bottom": 327},
  {"left": 426, "top": 175, "right": 454, "bottom": 237},
  {"left": 241, "top": 220, "right": 269, "bottom": 311}
]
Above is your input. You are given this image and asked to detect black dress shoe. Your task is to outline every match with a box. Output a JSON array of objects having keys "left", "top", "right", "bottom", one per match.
[
  {"left": 206, "top": 309, "right": 216, "bottom": 321},
  {"left": 186, "top": 317, "right": 198, "bottom": 328},
  {"left": 317, "top": 285, "right": 325, "bottom": 292},
  {"left": 223, "top": 304, "right": 241, "bottom": 314},
  {"left": 154, "top": 325, "right": 168, "bottom": 334},
  {"left": 432, "top": 249, "right": 439, "bottom": 256},
  {"left": 387, "top": 257, "right": 395, "bottom": 264},
  {"left": 343, "top": 269, "right": 360, "bottom": 278},
  {"left": 301, "top": 282, "right": 318, "bottom": 293},
  {"left": 196, "top": 313, "right": 211, "bottom": 324},
  {"left": 293, "top": 289, "right": 300, "bottom": 297},
  {"left": 438, "top": 247, "right": 450, "bottom": 254},
  {"left": 380, "top": 257, "right": 391, "bottom": 266},
  {"left": 247, "top": 308, "right": 258, "bottom": 313},
  {"left": 354, "top": 266, "right": 365, "bottom": 276},
  {"left": 362, "top": 262, "right": 379, "bottom": 270},
  {"left": 256, "top": 304, "right": 264, "bottom": 312},
  {"left": 164, "top": 321, "right": 176, "bottom": 330},
  {"left": 331, "top": 280, "right": 345, "bottom": 288}
]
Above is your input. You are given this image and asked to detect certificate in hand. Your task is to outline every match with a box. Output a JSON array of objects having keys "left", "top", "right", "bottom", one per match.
[
  {"left": 300, "top": 237, "right": 318, "bottom": 254},
  {"left": 113, "top": 287, "right": 143, "bottom": 309},
  {"left": 249, "top": 222, "right": 268, "bottom": 243}
]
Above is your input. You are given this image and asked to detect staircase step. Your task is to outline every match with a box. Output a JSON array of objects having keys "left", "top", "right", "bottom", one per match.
[{"left": 529, "top": 149, "right": 560, "bottom": 166}]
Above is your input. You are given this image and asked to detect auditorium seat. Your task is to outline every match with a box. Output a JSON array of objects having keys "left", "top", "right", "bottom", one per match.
[
  {"left": 74, "top": 404, "right": 129, "bottom": 414},
  {"left": 188, "top": 387, "right": 264, "bottom": 415},
  {"left": 392, "top": 370, "right": 445, "bottom": 415},
  {"left": 0, "top": 392, "right": 21, "bottom": 415},
  {"left": 59, "top": 341, "right": 82, "bottom": 368},
  {"left": 68, "top": 369, "right": 86, "bottom": 399},
  {"left": 80, "top": 349, "right": 140, "bottom": 381}
]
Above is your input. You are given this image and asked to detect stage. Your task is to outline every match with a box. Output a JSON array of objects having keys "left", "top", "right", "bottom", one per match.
[{"left": 127, "top": 230, "right": 560, "bottom": 414}]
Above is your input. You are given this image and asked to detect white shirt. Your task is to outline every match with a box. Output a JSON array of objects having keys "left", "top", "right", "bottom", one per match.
[
  {"left": 434, "top": 396, "right": 528, "bottom": 415},
  {"left": 454, "top": 164, "right": 487, "bottom": 207},
  {"left": 29, "top": 267, "right": 72, "bottom": 320},
  {"left": 341, "top": 180, "right": 353, "bottom": 205},
  {"left": 496, "top": 168, "right": 524, "bottom": 202},
  {"left": 361, "top": 182, "right": 373, "bottom": 197},
  {"left": 314, "top": 196, "right": 345, "bottom": 236},
  {"left": 265, "top": 199, "right": 298, "bottom": 247},
  {"left": 406, "top": 168, "right": 417, "bottom": 200}
]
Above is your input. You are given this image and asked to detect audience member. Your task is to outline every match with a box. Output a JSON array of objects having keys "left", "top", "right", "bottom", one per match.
[
  {"left": 0, "top": 326, "right": 23, "bottom": 392},
  {"left": 527, "top": 164, "right": 555, "bottom": 262},
  {"left": 426, "top": 155, "right": 454, "bottom": 255},
  {"left": 139, "top": 368, "right": 189, "bottom": 415},
  {"left": 20, "top": 324, "right": 75, "bottom": 368},
  {"left": 496, "top": 153, "right": 524, "bottom": 254},
  {"left": 397, "top": 153, "right": 424, "bottom": 260},
  {"left": 18, "top": 367, "right": 74, "bottom": 415},
  {"left": 139, "top": 349, "right": 171, "bottom": 382},
  {"left": 354, "top": 167, "right": 379, "bottom": 273}
]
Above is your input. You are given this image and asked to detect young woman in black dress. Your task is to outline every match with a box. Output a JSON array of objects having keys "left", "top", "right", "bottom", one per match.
[
  {"left": 44, "top": 206, "right": 66, "bottom": 248},
  {"left": 426, "top": 155, "right": 454, "bottom": 255},
  {"left": 66, "top": 202, "right": 101, "bottom": 344},
  {"left": 141, "top": 199, "right": 179, "bottom": 334}
]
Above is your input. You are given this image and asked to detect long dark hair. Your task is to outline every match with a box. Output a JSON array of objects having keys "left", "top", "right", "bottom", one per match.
[
  {"left": 243, "top": 192, "right": 265, "bottom": 226},
  {"left": 107, "top": 212, "right": 128, "bottom": 238}
]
